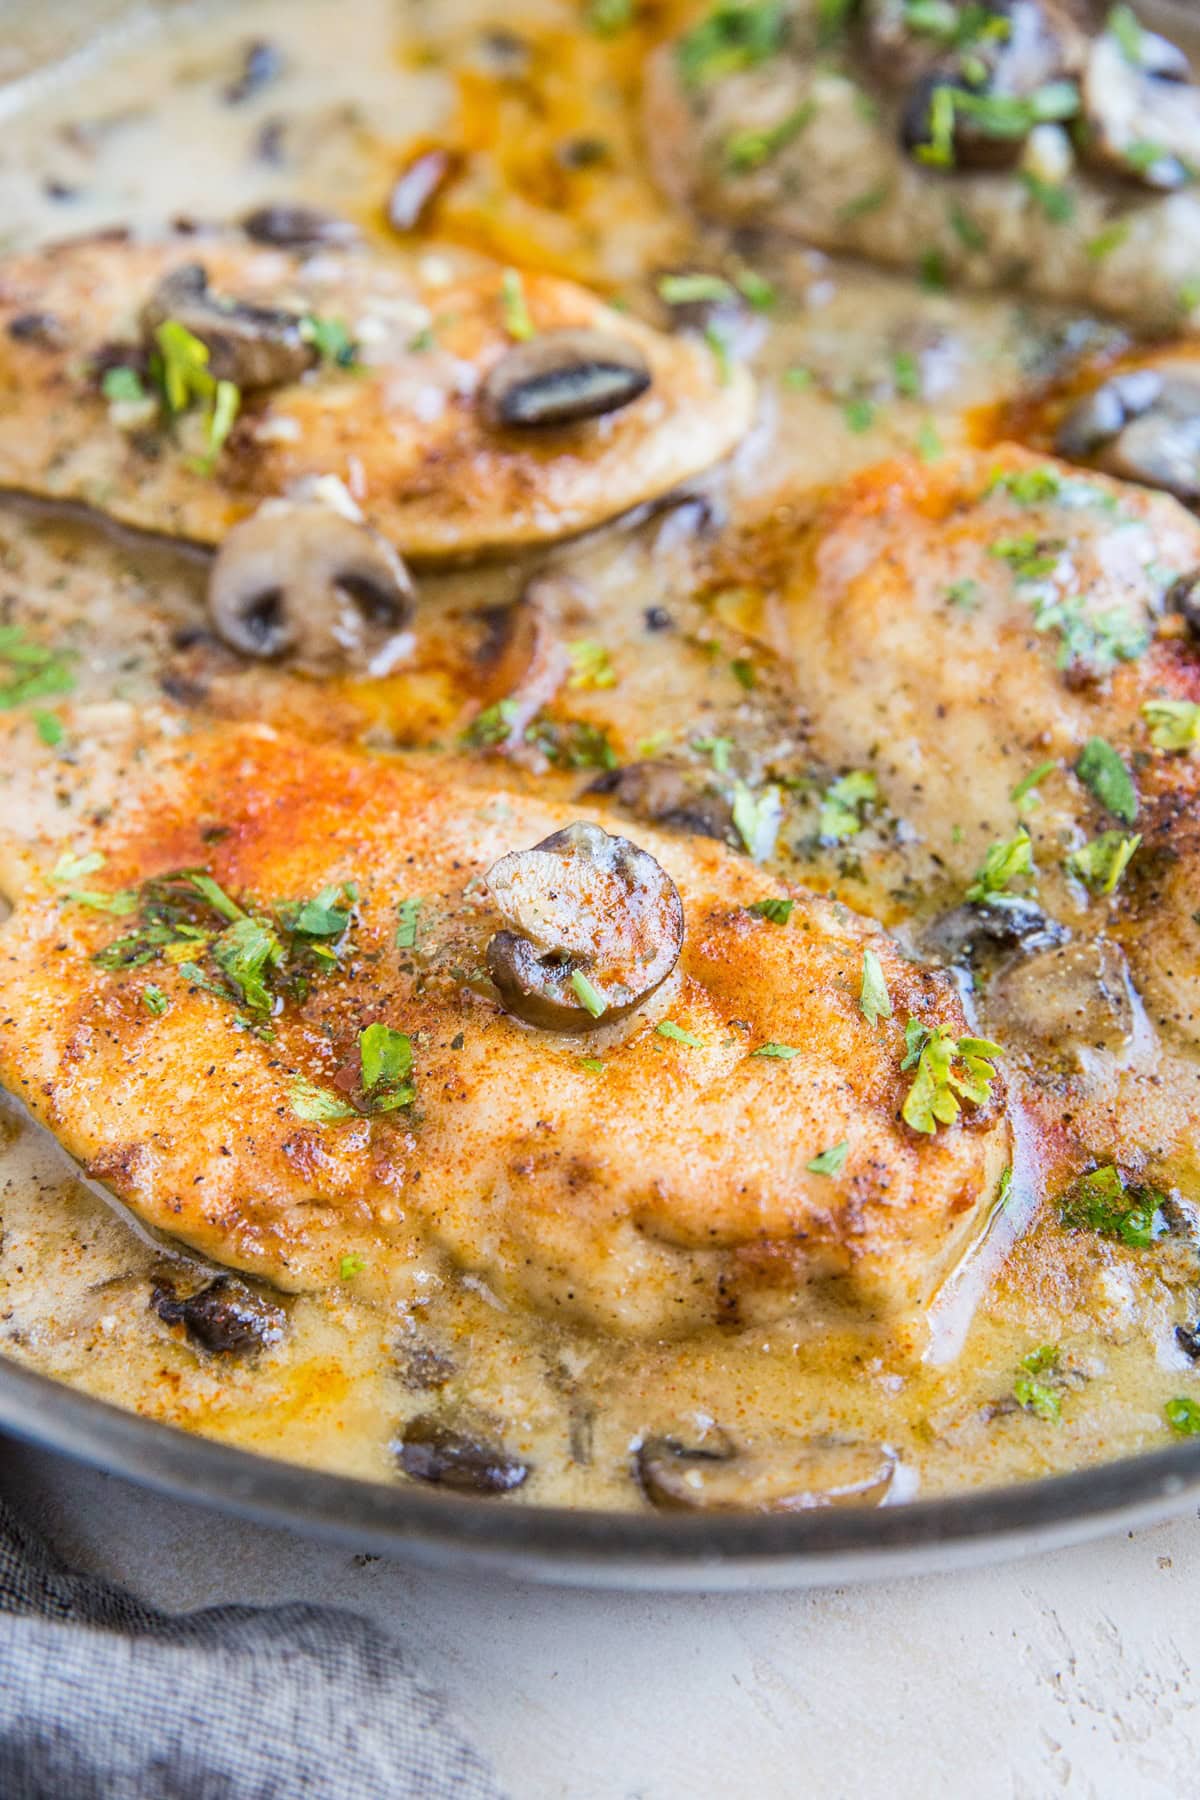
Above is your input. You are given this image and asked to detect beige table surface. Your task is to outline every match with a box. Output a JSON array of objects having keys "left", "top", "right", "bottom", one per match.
[{"left": 2, "top": 1439, "right": 1197, "bottom": 1798}]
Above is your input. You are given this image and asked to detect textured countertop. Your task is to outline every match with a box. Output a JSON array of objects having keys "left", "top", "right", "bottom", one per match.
[{"left": 2, "top": 1439, "right": 1197, "bottom": 1797}]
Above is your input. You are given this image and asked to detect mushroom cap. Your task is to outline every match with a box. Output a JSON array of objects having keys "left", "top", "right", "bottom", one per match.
[
  {"left": 207, "top": 495, "right": 415, "bottom": 676},
  {"left": 636, "top": 1431, "right": 898, "bottom": 1512},
  {"left": 484, "top": 820, "right": 684, "bottom": 1031},
  {"left": 140, "top": 261, "right": 316, "bottom": 390},
  {"left": 482, "top": 327, "right": 652, "bottom": 429}
]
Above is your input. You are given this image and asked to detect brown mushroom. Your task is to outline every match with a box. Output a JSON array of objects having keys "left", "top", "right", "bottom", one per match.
[
  {"left": 923, "top": 897, "right": 1068, "bottom": 967},
  {"left": 482, "top": 328, "right": 652, "bottom": 429},
  {"left": 385, "top": 148, "right": 460, "bottom": 233},
  {"left": 151, "top": 1274, "right": 286, "bottom": 1355},
  {"left": 1167, "top": 569, "right": 1200, "bottom": 639},
  {"left": 586, "top": 759, "right": 736, "bottom": 844},
  {"left": 395, "top": 1415, "right": 529, "bottom": 1494},
  {"left": 207, "top": 494, "right": 415, "bottom": 676},
  {"left": 241, "top": 203, "right": 360, "bottom": 248},
  {"left": 484, "top": 821, "right": 684, "bottom": 1032},
  {"left": 987, "top": 939, "right": 1138, "bottom": 1069},
  {"left": 141, "top": 262, "right": 316, "bottom": 390},
  {"left": 1081, "top": 26, "right": 1200, "bottom": 190},
  {"left": 636, "top": 1430, "right": 897, "bottom": 1512},
  {"left": 1054, "top": 365, "right": 1200, "bottom": 502}
]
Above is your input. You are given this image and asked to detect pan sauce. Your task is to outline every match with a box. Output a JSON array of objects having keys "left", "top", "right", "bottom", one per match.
[{"left": 1, "top": 0, "right": 1199, "bottom": 1513}]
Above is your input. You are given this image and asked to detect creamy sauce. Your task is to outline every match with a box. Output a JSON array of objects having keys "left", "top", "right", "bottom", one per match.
[{"left": 1, "top": 0, "right": 1199, "bottom": 1513}]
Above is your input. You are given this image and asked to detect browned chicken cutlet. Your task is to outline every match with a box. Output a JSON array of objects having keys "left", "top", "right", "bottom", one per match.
[{"left": 0, "top": 725, "right": 1009, "bottom": 1339}]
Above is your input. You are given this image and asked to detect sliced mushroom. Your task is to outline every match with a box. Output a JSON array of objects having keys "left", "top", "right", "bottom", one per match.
[
  {"left": 636, "top": 1431, "right": 897, "bottom": 1513},
  {"left": 1081, "top": 29, "right": 1200, "bottom": 190},
  {"left": 1167, "top": 569, "right": 1200, "bottom": 639},
  {"left": 395, "top": 1415, "right": 529, "bottom": 1494},
  {"left": 224, "top": 38, "right": 283, "bottom": 105},
  {"left": 150, "top": 1274, "right": 286, "bottom": 1355},
  {"left": 241, "top": 203, "right": 360, "bottom": 248},
  {"left": 1055, "top": 366, "right": 1200, "bottom": 501},
  {"left": 207, "top": 495, "right": 415, "bottom": 676},
  {"left": 140, "top": 262, "right": 315, "bottom": 391},
  {"left": 586, "top": 760, "right": 735, "bottom": 843},
  {"left": 484, "top": 821, "right": 684, "bottom": 1032},
  {"left": 987, "top": 938, "right": 1138, "bottom": 1068},
  {"left": 386, "top": 148, "right": 460, "bottom": 233},
  {"left": 482, "top": 328, "right": 652, "bottom": 429},
  {"left": 6, "top": 310, "right": 63, "bottom": 348},
  {"left": 923, "top": 897, "right": 1068, "bottom": 966}
]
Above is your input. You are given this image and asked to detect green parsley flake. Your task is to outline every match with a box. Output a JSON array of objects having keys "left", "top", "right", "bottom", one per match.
[
  {"left": 359, "top": 1022, "right": 415, "bottom": 1111},
  {"left": 1107, "top": 4, "right": 1145, "bottom": 66},
  {"left": 0, "top": 625, "right": 77, "bottom": 711},
  {"left": 734, "top": 269, "right": 776, "bottom": 310},
  {"left": 289, "top": 1077, "right": 357, "bottom": 1124},
  {"left": 752, "top": 1042, "right": 800, "bottom": 1059},
  {"left": 676, "top": 1, "right": 787, "bottom": 90},
  {"left": 1022, "top": 171, "right": 1075, "bottom": 222},
  {"left": 395, "top": 898, "right": 422, "bottom": 950},
  {"left": 806, "top": 1141, "right": 849, "bottom": 1176},
  {"left": 212, "top": 916, "right": 284, "bottom": 1014},
  {"left": 570, "top": 971, "right": 608, "bottom": 1019},
  {"left": 730, "top": 656, "right": 756, "bottom": 690},
  {"left": 586, "top": 0, "right": 634, "bottom": 31},
  {"left": 1086, "top": 221, "right": 1131, "bottom": 262},
  {"left": 842, "top": 397, "right": 875, "bottom": 434},
  {"left": 840, "top": 183, "right": 890, "bottom": 222},
  {"left": 818, "top": 770, "right": 877, "bottom": 843},
  {"left": 748, "top": 896, "right": 793, "bottom": 924},
  {"left": 339, "top": 1252, "right": 366, "bottom": 1280},
  {"left": 656, "top": 1020, "right": 703, "bottom": 1047},
  {"left": 50, "top": 850, "right": 105, "bottom": 885},
  {"left": 1165, "top": 1397, "right": 1200, "bottom": 1437},
  {"left": 579, "top": 1056, "right": 606, "bottom": 1075},
  {"left": 860, "top": 948, "right": 892, "bottom": 1026},
  {"left": 1013, "top": 1345, "right": 1062, "bottom": 1422},
  {"left": 500, "top": 268, "right": 534, "bottom": 341},
  {"left": 1059, "top": 1163, "right": 1164, "bottom": 1248},
  {"left": 732, "top": 782, "right": 783, "bottom": 861},
  {"left": 657, "top": 272, "right": 736, "bottom": 306},
  {"left": 299, "top": 314, "right": 358, "bottom": 367},
  {"left": 901, "top": 1020, "right": 1001, "bottom": 1135},
  {"left": 62, "top": 888, "right": 138, "bottom": 915},
  {"left": 1011, "top": 759, "right": 1057, "bottom": 811},
  {"left": 693, "top": 735, "right": 733, "bottom": 774},
  {"left": 965, "top": 827, "right": 1034, "bottom": 902},
  {"left": 142, "top": 984, "right": 169, "bottom": 1017},
  {"left": 916, "top": 418, "right": 944, "bottom": 463},
  {"left": 1067, "top": 830, "right": 1140, "bottom": 895},
  {"left": 567, "top": 639, "right": 616, "bottom": 690},
  {"left": 1143, "top": 699, "right": 1200, "bottom": 750},
  {"left": 152, "top": 320, "right": 242, "bottom": 473},
  {"left": 704, "top": 321, "right": 734, "bottom": 384},
  {"left": 34, "top": 711, "right": 65, "bottom": 747},
  {"left": 725, "top": 101, "right": 816, "bottom": 173},
  {"left": 946, "top": 578, "right": 980, "bottom": 611},
  {"left": 1075, "top": 736, "right": 1138, "bottom": 824}
]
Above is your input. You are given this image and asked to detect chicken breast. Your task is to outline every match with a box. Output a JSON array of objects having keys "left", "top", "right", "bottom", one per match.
[
  {"left": 0, "top": 232, "right": 752, "bottom": 559},
  {"left": 647, "top": 0, "right": 1200, "bottom": 329},
  {"left": 0, "top": 724, "right": 1009, "bottom": 1339}
]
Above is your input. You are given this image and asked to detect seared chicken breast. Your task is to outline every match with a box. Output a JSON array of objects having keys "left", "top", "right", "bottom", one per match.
[
  {"left": 0, "top": 232, "right": 752, "bottom": 558},
  {"left": 0, "top": 725, "right": 1009, "bottom": 1338},
  {"left": 648, "top": 0, "right": 1200, "bottom": 328}
]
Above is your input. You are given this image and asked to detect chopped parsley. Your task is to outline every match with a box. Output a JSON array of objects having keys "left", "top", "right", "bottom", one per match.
[
  {"left": 523, "top": 715, "right": 618, "bottom": 771},
  {"left": 567, "top": 639, "right": 616, "bottom": 691},
  {"left": 500, "top": 268, "right": 534, "bottom": 342},
  {"left": 734, "top": 269, "right": 776, "bottom": 310},
  {"left": 395, "top": 898, "right": 422, "bottom": 950},
  {"left": 1022, "top": 171, "right": 1075, "bottom": 223},
  {"left": 748, "top": 895, "right": 793, "bottom": 924},
  {"left": 946, "top": 578, "right": 980, "bottom": 611},
  {"left": 34, "top": 710, "right": 65, "bottom": 747},
  {"left": 0, "top": 625, "right": 77, "bottom": 711},
  {"left": 1059, "top": 1164, "right": 1164, "bottom": 1248},
  {"left": 289, "top": 1077, "right": 357, "bottom": 1124},
  {"left": 1086, "top": 221, "right": 1131, "bottom": 262},
  {"left": 901, "top": 1020, "right": 1001, "bottom": 1135},
  {"left": 806, "top": 1141, "right": 849, "bottom": 1176},
  {"left": 839, "top": 183, "right": 891, "bottom": 222},
  {"left": 704, "top": 321, "right": 734, "bottom": 384},
  {"left": 1011, "top": 759, "right": 1057, "bottom": 812},
  {"left": 358, "top": 1022, "right": 416, "bottom": 1111},
  {"left": 50, "top": 850, "right": 105, "bottom": 884},
  {"left": 676, "top": 1, "right": 787, "bottom": 90},
  {"left": 299, "top": 314, "right": 359, "bottom": 368},
  {"left": 730, "top": 656, "right": 756, "bottom": 690},
  {"left": 1075, "top": 736, "right": 1138, "bottom": 824},
  {"left": 989, "top": 532, "right": 1063, "bottom": 582},
  {"left": 892, "top": 350, "right": 921, "bottom": 398},
  {"left": 732, "top": 782, "right": 783, "bottom": 861},
  {"left": 1067, "top": 830, "right": 1140, "bottom": 895},
  {"left": 1165, "top": 1397, "right": 1200, "bottom": 1437},
  {"left": 916, "top": 418, "right": 944, "bottom": 464},
  {"left": 339, "top": 1252, "right": 366, "bottom": 1279},
  {"left": 1143, "top": 699, "right": 1200, "bottom": 751},
  {"left": 725, "top": 101, "right": 815, "bottom": 174},
  {"left": 656, "top": 1020, "right": 703, "bottom": 1047},
  {"left": 693, "top": 735, "right": 733, "bottom": 773},
  {"left": 842, "top": 397, "right": 875, "bottom": 434},
  {"left": 965, "top": 827, "right": 1033, "bottom": 903},
  {"left": 1030, "top": 591, "right": 1150, "bottom": 674},
  {"left": 1107, "top": 4, "right": 1146, "bottom": 67},
  {"left": 751, "top": 1041, "right": 800, "bottom": 1059},
  {"left": 1013, "top": 1345, "right": 1062, "bottom": 1422},
  {"left": 586, "top": 0, "right": 634, "bottom": 35},
  {"left": 212, "top": 916, "right": 283, "bottom": 1014},
  {"left": 818, "top": 770, "right": 877, "bottom": 843},
  {"left": 142, "top": 984, "right": 169, "bottom": 1017},
  {"left": 152, "top": 320, "right": 241, "bottom": 472},
  {"left": 579, "top": 1056, "right": 606, "bottom": 1075},
  {"left": 657, "top": 272, "right": 736, "bottom": 306},
  {"left": 860, "top": 947, "right": 892, "bottom": 1026},
  {"left": 570, "top": 971, "right": 608, "bottom": 1019}
]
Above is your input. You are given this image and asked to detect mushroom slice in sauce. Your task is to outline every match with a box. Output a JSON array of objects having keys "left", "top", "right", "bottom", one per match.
[
  {"left": 987, "top": 939, "right": 1139, "bottom": 1068},
  {"left": 395, "top": 1415, "right": 529, "bottom": 1494},
  {"left": 1081, "top": 28, "right": 1200, "bottom": 190},
  {"left": 1168, "top": 568, "right": 1200, "bottom": 639},
  {"left": 140, "top": 262, "right": 316, "bottom": 390},
  {"left": 150, "top": 1274, "right": 286, "bottom": 1355},
  {"left": 923, "top": 897, "right": 1068, "bottom": 967},
  {"left": 636, "top": 1432, "right": 897, "bottom": 1513},
  {"left": 1055, "top": 365, "right": 1200, "bottom": 502},
  {"left": 484, "top": 821, "right": 684, "bottom": 1032},
  {"left": 207, "top": 494, "right": 415, "bottom": 676},
  {"left": 483, "top": 328, "right": 652, "bottom": 429},
  {"left": 241, "top": 203, "right": 360, "bottom": 248},
  {"left": 586, "top": 759, "right": 736, "bottom": 844}
]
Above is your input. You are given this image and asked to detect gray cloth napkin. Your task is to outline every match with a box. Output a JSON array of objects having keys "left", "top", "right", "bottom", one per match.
[{"left": 0, "top": 1493, "right": 504, "bottom": 1800}]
